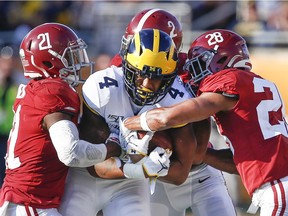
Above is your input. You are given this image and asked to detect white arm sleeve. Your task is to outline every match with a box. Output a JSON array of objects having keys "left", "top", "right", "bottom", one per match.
[{"left": 49, "top": 120, "right": 107, "bottom": 167}]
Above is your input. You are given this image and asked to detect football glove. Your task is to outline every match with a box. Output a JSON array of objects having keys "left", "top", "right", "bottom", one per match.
[
  {"left": 119, "top": 118, "right": 154, "bottom": 155},
  {"left": 142, "top": 147, "right": 172, "bottom": 178}
]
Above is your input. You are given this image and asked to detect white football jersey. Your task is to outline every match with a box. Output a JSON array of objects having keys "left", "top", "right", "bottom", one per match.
[{"left": 82, "top": 65, "right": 190, "bottom": 134}]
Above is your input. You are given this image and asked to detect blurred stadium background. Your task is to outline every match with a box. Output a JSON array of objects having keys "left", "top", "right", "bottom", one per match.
[{"left": 1, "top": 1, "right": 287, "bottom": 216}]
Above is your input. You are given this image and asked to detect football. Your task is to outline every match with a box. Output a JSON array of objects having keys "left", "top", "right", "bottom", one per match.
[
  {"left": 129, "top": 130, "right": 173, "bottom": 163},
  {"left": 137, "top": 130, "right": 173, "bottom": 153}
]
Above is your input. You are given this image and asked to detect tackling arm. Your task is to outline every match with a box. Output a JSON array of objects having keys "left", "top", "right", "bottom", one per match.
[
  {"left": 192, "top": 118, "right": 211, "bottom": 164},
  {"left": 44, "top": 110, "right": 121, "bottom": 167},
  {"left": 80, "top": 103, "right": 125, "bottom": 178},
  {"left": 124, "top": 92, "right": 237, "bottom": 131},
  {"left": 204, "top": 148, "right": 239, "bottom": 175},
  {"left": 158, "top": 123, "right": 197, "bottom": 185}
]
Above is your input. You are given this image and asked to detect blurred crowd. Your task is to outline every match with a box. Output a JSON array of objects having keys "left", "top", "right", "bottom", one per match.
[
  {"left": 1, "top": 1, "right": 288, "bottom": 31},
  {"left": 1, "top": 1, "right": 288, "bottom": 56}
]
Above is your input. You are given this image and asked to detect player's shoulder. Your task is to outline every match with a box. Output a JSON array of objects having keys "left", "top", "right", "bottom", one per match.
[
  {"left": 28, "top": 78, "right": 79, "bottom": 113},
  {"left": 82, "top": 66, "right": 124, "bottom": 111},
  {"left": 30, "top": 78, "right": 77, "bottom": 98},
  {"left": 158, "top": 76, "right": 190, "bottom": 106},
  {"left": 202, "top": 68, "right": 238, "bottom": 86},
  {"left": 170, "top": 75, "right": 190, "bottom": 97},
  {"left": 200, "top": 68, "right": 257, "bottom": 96},
  {"left": 84, "top": 66, "right": 123, "bottom": 89}
]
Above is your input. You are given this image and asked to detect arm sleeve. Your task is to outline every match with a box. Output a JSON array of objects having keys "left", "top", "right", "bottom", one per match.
[{"left": 49, "top": 120, "right": 107, "bottom": 167}]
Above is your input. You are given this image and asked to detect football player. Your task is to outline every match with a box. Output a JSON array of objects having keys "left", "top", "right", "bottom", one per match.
[
  {"left": 123, "top": 29, "right": 288, "bottom": 216},
  {"left": 59, "top": 28, "right": 197, "bottom": 216},
  {"left": 113, "top": 8, "right": 236, "bottom": 216},
  {"left": 0, "top": 23, "right": 122, "bottom": 216}
]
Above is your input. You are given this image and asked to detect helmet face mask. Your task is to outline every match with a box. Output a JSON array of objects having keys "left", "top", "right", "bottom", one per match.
[
  {"left": 120, "top": 34, "right": 133, "bottom": 58},
  {"left": 123, "top": 29, "right": 178, "bottom": 106},
  {"left": 19, "top": 23, "right": 93, "bottom": 87},
  {"left": 58, "top": 39, "right": 92, "bottom": 86},
  {"left": 184, "top": 49, "right": 215, "bottom": 97},
  {"left": 123, "top": 61, "right": 177, "bottom": 106},
  {"left": 185, "top": 49, "right": 215, "bottom": 84},
  {"left": 184, "top": 29, "right": 252, "bottom": 96}
]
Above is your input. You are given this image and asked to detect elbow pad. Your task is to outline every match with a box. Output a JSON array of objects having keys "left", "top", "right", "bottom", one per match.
[{"left": 49, "top": 120, "right": 107, "bottom": 167}]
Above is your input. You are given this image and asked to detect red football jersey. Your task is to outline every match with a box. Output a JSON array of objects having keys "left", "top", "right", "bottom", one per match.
[
  {"left": 0, "top": 78, "right": 80, "bottom": 208},
  {"left": 110, "top": 53, "right": 122, "bottom": 67},
  {"left": 199, "top": 68, "right": 288, "bottom": 195}
]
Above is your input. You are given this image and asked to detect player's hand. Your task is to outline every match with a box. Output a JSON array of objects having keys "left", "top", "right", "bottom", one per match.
[
  {"left": 119, "top": 118, "right": 154, "bottom": 155},
  {"left": 126, "top": 131, "right": 154, "bottom": 156},
  {"left": 142, "top": 147, "right": 172, "bottom": 177},
  {"left": 119, "top": 118, "right": 131, "bottom": 149},
  {"left": 105, "top": 133, "right": 127, "bottom": 160}
]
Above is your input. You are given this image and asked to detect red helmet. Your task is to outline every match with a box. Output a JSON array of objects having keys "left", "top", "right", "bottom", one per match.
[
  {"left": 184, "top": 29, "right": 252, "bottom": 96},
  {"left": 120, "top": 8, "right": 183, "bottom": 56},
  {"left": 19, "top": 23, "right": 93, "bottom": 86}
]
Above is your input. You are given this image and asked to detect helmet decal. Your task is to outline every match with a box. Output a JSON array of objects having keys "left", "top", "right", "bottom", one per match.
[
  {"left": 135, "top": 8, "right": 162, "bottom": 32},
  {"left": 37, "top": 33, "right": 52, "bottom": 50}
]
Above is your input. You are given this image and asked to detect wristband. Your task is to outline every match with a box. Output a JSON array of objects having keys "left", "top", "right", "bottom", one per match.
[
  {"left": 112, "top": 157, "right": 122, "bottom": 168},
  {"left": 106, "top": 133, "right": 119, "bottom": 145},
  {"left": 140, "top": 111, "right": 152, "bottom": 131},
  {"left": 123, "top": 163, "right": 145, "bottom": 179},
  {"left": 123, "top": 157, "right": 147, "bottom": 178}
]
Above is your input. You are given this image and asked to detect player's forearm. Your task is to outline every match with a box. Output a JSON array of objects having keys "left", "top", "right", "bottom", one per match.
[
  {"left": 124, "top": 106, "right": 185, "bottom": 131},
  {"left": 87, "top": 157, "right": 148, "bottom": 180},
  {"left": 124, "top": 108, "right": 168, "bottom": 131},
  {"left": 204, "top": 148, "right": 239, "bottom": 174},
  {"left": 124, "top": 99, "right": 210, "bottom": 132},
  {"left": 49, "top": 120, "right": 121, "bottom": 167},
  {"left": 87, "top": 158, "right": 126, "bottom": 179},
  {"left": 105, "top": 140, "right": 122, "bottom": 159}
]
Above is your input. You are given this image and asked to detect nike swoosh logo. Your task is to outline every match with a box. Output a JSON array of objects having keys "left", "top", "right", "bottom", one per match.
[{"left": 198, "top": 176, "right": 211, "bottom": 183}]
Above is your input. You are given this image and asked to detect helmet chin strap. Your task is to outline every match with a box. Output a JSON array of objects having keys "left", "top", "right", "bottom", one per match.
[
  {"left": 31, "top": 55, "right": 50, "bottom": 78},
  {"left": 227, "top": 55, "right": 252, "bottom": 71},
  {"left": 233, "top": 60, "right": 252, "bottom": 71}
]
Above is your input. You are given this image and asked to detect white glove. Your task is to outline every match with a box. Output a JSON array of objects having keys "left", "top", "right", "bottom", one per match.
[
  {"left": 126, "top": 131, "right": 154, "bottom": 156},
  {"left": 119, "top": 118, "right": 131, "bottom": 150},
  {"left": 142, "top": 147, "right": 172, "bottom": 177},
  {"left": 119, "top": 118, "right": 154, "bottom": 155}
]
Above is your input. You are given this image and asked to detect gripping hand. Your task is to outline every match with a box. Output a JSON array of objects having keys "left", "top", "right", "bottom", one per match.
[
  {"left": 119, "top": 118, "right": 131, "bottom": 150},
  {"left": 142, "top": 147, "right": 172, "bottom": 177},
  {"left": 126, "top": 131, "right": 154, "bottom": 156},
  {"left": 119, "top": 118, "right": 154, "bottom": 155}
]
